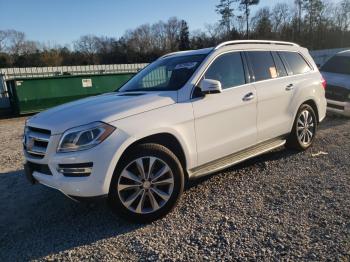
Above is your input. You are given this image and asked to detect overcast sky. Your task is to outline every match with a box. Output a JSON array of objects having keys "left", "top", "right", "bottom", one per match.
[{"left": 0, "top": 0, "right": 340, "bottom": 46}]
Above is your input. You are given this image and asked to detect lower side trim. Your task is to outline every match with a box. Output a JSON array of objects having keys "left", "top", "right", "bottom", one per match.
[
  {"left": 189, "top": 137, "right": 286, "bottom": 179},
  {"left": 67, "top": 194, "right": 108, "bottom": 202}
]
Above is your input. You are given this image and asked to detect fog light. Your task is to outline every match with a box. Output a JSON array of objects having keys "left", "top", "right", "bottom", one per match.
[{"left": 57, "top": 163, "right": 93, "bottom": 177}]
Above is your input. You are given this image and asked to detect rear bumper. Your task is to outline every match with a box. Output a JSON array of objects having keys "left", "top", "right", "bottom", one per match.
[{"left": 327, "top": 99, "right": 350, "bottom": 117}]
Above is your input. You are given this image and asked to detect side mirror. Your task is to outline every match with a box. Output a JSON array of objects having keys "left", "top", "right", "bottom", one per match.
[{"left": 199, "top": 79, "right": 223, "bottom": 94}]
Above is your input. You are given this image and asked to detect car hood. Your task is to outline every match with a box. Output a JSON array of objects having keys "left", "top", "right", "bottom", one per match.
[
  {"left": 27, "top": 91, "right": 177, "bottom": 135},
  {"left": 320, "top": 71, "right": 350, "bottom": 89}
]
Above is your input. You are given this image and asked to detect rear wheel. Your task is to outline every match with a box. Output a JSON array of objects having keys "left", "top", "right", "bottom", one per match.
[
  {"left": 108, "top": 143, "right": 184, "bottom": 223},
  {"left": 286, "top": 104, "right": 317, "bottom": 151}
]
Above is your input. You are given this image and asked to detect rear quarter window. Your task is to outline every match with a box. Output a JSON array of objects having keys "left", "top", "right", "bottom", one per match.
[{"left": 279, "top": 51, "right": 312, "bottom": 75}]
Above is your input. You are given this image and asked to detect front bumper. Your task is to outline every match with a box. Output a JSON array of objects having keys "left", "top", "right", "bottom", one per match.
[
  {"left": 23, "top": 129, "right": 127, "bottom": 198},
  {"left": 327, "top": 99, "right": 350, "bottom": 117}
]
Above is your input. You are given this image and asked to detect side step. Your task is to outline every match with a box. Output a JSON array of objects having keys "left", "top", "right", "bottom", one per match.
[{"left": 189, "top": 138, "right": 286, "bottom": 178}]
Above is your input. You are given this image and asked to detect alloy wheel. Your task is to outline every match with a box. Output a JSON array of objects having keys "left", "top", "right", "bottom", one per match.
[
  {"left": 117, "top": 157, "right": 174, "bottom": 214},
  {"left": 297, "top": 109, "right": 315, "bottom": 146}
]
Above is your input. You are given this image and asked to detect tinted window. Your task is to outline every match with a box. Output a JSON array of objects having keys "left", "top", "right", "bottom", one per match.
[
  {"left": 119, "top": 54, "right": 207, "bottom": 92},
  {"left": 247, "top": 51, "right": 278, "bottom": 81},
  {"left": 204, "top": 52, "right": 245, "bottom": 89},
  {"left": 321, "top": 55, "right": 350, "bottom": 75},
  {"left": 280, "top": 51, "right": 312, "bottom": 75},
  {"left": 272, "top": 52, "right": 288, "bottom": 77}
]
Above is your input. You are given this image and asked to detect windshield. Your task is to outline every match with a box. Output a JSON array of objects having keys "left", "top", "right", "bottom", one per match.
[
  {"left": 321, "top": 55, "right": 350, "bottom": 75},
  {"left": 119, "top": 54, "right": 207, "bottom": 92}
]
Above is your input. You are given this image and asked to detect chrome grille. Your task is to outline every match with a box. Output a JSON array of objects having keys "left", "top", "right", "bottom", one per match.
[{"left": 24, "top": 126, "right": 51, "bottom": 159}]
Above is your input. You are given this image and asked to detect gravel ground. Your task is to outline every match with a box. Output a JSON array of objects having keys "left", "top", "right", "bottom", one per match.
[{"left": 0, "top": 115, "right": 349, "bottom": 261}]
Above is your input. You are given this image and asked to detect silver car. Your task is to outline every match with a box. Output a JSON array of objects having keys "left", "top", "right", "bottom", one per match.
[{"left": 320, "top": 50, "right": 350, "bottom": 117}]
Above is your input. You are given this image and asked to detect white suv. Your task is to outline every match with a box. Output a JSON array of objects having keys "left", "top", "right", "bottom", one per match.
[{"left": 24, "top": 40, "right": 327, "bottom": 222}]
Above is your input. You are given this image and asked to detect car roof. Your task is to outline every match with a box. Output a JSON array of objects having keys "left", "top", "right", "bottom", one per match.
[{"left": 162, "top": 40, "right": 301, "bottom": 59}]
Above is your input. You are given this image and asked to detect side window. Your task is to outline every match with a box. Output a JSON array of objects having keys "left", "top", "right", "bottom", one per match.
[
  {"left": 204, "top": 52, "right": 245, "bottom": 89},
  {"left": 279, "top": 51, "right": 312, "bottom": 75},
  {"left": 247, "top": 51, "right": 278, "bottom": 81},
  {"left": 271, "top": 52, "right": 288, "bottom": 77}
]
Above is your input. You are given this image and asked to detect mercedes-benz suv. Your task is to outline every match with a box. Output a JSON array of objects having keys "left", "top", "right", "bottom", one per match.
[{"left": 23, "top": 40, "right": 327, "bottom": 222}]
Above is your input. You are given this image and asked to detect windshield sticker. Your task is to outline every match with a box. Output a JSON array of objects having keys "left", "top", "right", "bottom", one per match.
[{"left": 174, "top": 62, "right": 198, "bottom": 70}]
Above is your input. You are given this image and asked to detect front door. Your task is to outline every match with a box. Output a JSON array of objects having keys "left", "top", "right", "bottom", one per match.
[{"left": 192, "top": 52, "right": 257, "bottom": 166}]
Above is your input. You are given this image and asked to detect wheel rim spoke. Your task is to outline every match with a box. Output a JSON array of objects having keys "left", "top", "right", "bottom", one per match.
[
  {"left": 152, "top": 177, "right": 174, "bottom": 186},
  {"left": 305, "top": 131, "right": 310, "bottom": 143},
  {"left": 120, "top": 170, "right": 142, "bottom": 184},
  {"left": 298, "top": 119, "right": 304, "bottom": 127},
  {"left": 148, "top": 190, "right": 160, "bottom": 210},
  {"left": 147, "top": 157, "right": 157, "bottom": 180},
  {"left": 118, "top": 183, "right": 141, "bottom": 191},
  {"left": 151, "top": 187, "right": 170, "bottom": 202},
  {"left": 135, "top": 158, "right": 146, "bottom": 179},
  {"left": 135, "top": 189, "right": 146, "bottom": 213},
  {"left": 124, "top": 189, "right": 142, "bottom": 208},
  {"left": 151, "top": 165, "right": 170, "bottom": 182},
  {"left": 306, "top": 129, "right": 313, "bottom": 137},
  {"left": 304, "top": 110, "right": 309, "bottom": 125}
]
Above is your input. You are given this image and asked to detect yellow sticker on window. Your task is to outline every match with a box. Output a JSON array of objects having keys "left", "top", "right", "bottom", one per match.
[{"left": 269, "top": 67, "right": 278, "bottom": 78}]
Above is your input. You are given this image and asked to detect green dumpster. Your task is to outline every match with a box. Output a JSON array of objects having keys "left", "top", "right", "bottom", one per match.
[{"left": 7, "top": 72, "right": 135, "bottom": 114}]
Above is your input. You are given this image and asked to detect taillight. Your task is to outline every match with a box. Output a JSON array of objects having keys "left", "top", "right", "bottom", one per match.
[{"left": 321, "top": 77, "right": 327, "bottom": 89}]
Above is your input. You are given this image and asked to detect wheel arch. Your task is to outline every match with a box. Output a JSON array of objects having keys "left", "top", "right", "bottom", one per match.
[
  {"left": 302, "top": 99, "right": 320, "bottom": 123},
  {"left": 289, "top": 98, "right": 320, "bottom": 134},
  {"left": 113, "top": 133, "right": 189, "bottom": 184}
]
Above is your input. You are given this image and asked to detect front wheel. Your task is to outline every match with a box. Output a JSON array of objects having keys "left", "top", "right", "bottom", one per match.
[
  {"left": 108, "top": 143, "right": 184, "bottom": 223},
  {"left": 286, "top": 104, "right": 318, "bottom": 151}
]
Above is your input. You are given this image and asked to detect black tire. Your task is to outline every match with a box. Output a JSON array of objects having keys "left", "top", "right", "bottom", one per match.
[
  {"left": 108, "top": 143, "right": 184, "bottom": 223},
  {"left": 286, "top": 104, "right": 318, "bottom": 151}
]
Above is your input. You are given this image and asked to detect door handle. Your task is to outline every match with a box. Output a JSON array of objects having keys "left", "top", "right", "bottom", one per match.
[
  {"left": 286, "top": 83, "right": 294, "bottom": 91},
  {"left": 242, "top": 92, "right": 254, "bottom": 101}
]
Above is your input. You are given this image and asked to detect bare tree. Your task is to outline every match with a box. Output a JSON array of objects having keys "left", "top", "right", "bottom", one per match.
[
  {"left": 164, "top": 17, "right": 182, "bottom": 51},
  {"left": 271, "top": 3, "right": 291, "bottom": 33},
  {"left": 251, "top": 7, "right": 273, "bottom": 39},
  {"left": 0, "top": 30, "right": 8, "bottom": 52},
  {"left": 333, "top": 0, "right": 350, "bottom": 31},
  {"left": 74, "top": 35, "right": 101, "bottom": 63},
  {"left": 7, "top": 30, "right": 26, "bottom": 54}
]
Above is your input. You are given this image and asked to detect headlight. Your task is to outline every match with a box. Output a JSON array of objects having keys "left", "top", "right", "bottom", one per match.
[{"left": 57, "top": 122, "right": 115, "bottom": 153}]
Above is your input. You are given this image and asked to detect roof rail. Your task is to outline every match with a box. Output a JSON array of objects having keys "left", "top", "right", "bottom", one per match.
[{"left": 214, "top": 40, "right": 299, "bottom": 50}]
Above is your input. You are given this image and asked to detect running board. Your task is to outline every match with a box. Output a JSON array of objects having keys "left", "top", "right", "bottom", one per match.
[{"left": 189, "top": 138, "right": 286, "bottom": 179}]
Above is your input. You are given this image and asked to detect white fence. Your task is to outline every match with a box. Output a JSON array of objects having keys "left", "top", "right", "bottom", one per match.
[{"left": 0, "top": 63, "right": 148, "bottom": 81}]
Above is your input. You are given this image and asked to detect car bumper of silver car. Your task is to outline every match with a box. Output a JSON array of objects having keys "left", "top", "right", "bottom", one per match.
[{"left": 327, "top": 99, "right": 350, "bottom": 117}]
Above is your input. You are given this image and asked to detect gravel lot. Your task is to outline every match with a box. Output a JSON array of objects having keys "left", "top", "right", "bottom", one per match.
[{"left": 0, "top": 115, "right": 349, "bottom": 261}]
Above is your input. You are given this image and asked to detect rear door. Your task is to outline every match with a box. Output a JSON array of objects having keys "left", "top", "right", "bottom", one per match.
[{"left": 245, "top": 50, "right": 294, "bottom": 142}]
